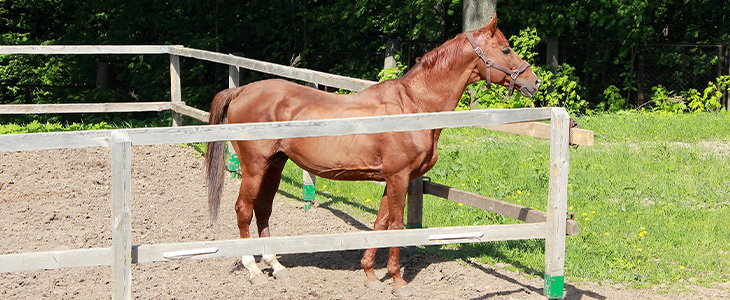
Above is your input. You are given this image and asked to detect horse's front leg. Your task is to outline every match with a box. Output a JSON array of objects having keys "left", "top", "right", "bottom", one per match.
[
  {"left": 361, "top": 188, "right": 390, "bottom": 291},
  {"left": 384, "top": 173, "right": 412, "bottom": 297}
]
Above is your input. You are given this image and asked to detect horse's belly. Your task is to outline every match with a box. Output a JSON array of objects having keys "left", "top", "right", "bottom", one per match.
[{"left": 282, "top": 135, "right": 385, "bottom": 181}]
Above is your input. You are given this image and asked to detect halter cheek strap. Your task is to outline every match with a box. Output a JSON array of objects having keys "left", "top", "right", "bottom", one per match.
[{"left": 465, "top": 32, "right": 531, "bottom": 98}]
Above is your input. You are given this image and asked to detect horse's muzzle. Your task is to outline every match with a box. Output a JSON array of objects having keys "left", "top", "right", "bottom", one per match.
[{"left": 520, "top": 78, "right": 541, "bottom": 98}]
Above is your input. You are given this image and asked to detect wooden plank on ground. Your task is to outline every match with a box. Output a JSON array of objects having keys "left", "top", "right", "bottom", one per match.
[
  {"left": 133, "top": 223, "right": 547, "bottom": 264},
  {"left": 168, "top": 46, "right": 376, "bottom": 92},
  {"left": 0, "top": 45, "right": 171, "bottom": 55},
  {"left": 480, "top": 122, "right": 594, "bottom": 146},
  {"left": 423, "top": 181, "right": 578, "bottom": 236},
  {"left": 0, "top": 102, "right": 171, "bottom": 114}
]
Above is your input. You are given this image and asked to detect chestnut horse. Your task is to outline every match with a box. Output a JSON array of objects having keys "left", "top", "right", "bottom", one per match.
[{"left": 205, "top": 15, "right": 539, "bottom": 297}]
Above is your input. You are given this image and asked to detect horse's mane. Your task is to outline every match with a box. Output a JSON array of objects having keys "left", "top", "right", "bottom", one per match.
[
  {"left": 417, "top": 29, "right": 509, "bottom": 76},
  {"left": 418, "top": 33, "right": 465, "bottom": 75}
]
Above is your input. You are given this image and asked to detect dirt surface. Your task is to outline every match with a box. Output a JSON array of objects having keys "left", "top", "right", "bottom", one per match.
[{"left": 1, "top": 145, "right": 728, "bottom": 299}]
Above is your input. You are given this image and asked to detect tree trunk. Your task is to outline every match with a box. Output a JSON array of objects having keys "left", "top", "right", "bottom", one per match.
[
  {"left": 463, "top": 0, "right": 497, "bottom": 109},
  {"left": 462, "top": 0, "right": 496, "bottom": 31},
  {"left": 384, "top": 39, "right": 399, "bottom": 69}
]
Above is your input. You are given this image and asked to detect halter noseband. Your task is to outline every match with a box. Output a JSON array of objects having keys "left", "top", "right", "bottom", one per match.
[{"left": 466, "top": 32, "right": 531, "bottom": 99}]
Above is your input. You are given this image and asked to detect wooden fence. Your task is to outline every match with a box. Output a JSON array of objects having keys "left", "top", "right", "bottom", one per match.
[{"left": 0, "top": 45, "right": 578, "bottom": 299}]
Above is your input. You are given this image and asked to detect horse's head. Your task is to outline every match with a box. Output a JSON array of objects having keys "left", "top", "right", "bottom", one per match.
[{"left": 466, "top": 14, "right": 540, "bottom": 98}]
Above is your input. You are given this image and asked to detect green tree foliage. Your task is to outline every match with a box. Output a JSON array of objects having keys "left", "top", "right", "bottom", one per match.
[
  {"left": 1, "top": 0, "right": 728, "bottom": 124},
  {"left": 498, "top": 0, "right": 730, "bottom": 109}
]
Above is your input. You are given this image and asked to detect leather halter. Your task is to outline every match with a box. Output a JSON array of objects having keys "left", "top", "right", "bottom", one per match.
[{"left": 466, "top": 31, "right": 531, "bottom": 98}]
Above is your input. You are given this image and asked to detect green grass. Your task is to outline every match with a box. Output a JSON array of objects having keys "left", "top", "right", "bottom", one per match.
[{"left": 274, "top": 111, "right": 730, "bottom": 288}]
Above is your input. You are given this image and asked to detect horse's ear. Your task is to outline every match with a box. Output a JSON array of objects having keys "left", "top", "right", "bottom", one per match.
[{"left": 479, "top": 14, "right": 498, "bottom": 37}]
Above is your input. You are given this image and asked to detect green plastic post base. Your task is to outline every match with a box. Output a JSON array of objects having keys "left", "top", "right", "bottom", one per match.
[
  {"left": 303, "top": 184, "right": 315, "bottom": 212},
  {"left": 544, "top": 275, "right": 564, "bottom": 299},
  {"left": 304, "top": 201, "right": 313, "bottom": 212},
  {"left": 227, "top": 153, "right": 240, "bottom": 179}
]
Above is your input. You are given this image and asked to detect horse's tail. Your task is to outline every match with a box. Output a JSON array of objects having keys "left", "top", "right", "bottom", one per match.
[{"left": 204, "top": 87, "right": 243, "bottom": 225}]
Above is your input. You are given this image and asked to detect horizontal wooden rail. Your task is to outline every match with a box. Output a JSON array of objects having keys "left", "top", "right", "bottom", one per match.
[
  {"left": 0, "top": 45, "right": 172, "bottom": 55},
  {"left": 168, "top": 46, "right": 376, "bottom": 92},
  {"left": 0, "top": 102, "right": 171, "bottom": 114},
  {"left": 481, "top": 122, "right": 594, "bottom": 146},
  {"left": 0, "top": 108, "right": 554, "bottom": 152},
  {"left": 170, "top": 103, "right": 209, "bottom": 122},
  {"left": 424, "top": 181, "right": 579, "bottom": 235},
  {"left": 0, "top": 223, "right": 546, "bottom": 273},
  {"left": 0, "top": 248, "right": 111, "bottom": 273}
]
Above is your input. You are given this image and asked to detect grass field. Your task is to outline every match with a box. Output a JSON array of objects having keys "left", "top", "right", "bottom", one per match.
[{"left": 273, "top": 111, "right": 730, "bottom": 288}]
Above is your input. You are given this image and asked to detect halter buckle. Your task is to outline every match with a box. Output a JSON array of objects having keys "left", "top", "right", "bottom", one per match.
[{"left": 474, "top": 46, "right": 484, "bottom": 58}]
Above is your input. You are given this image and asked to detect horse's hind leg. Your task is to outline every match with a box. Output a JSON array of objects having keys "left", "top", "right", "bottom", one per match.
[
  {"left": 234, "top": 147, "right": 286, "bottom": 285},
  {"left": 254, "top": 155, "right": 290, "bottom": 279},
  {"left": 235, "top": 169, "right": 269, "bottom": 285}
]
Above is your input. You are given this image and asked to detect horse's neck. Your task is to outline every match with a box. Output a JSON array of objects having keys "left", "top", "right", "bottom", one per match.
[{"left": 398, "top": 62, "right": 475, "bottom": 113}]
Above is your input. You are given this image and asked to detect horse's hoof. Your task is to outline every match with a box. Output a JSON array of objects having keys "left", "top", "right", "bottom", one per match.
[
  {"left": 250, "top": 275, "right": 268, "bottom": 286},
  {"left": 392, "top": 285, "right": 414, "bottom": 298},
  {"left": 364, "top": 280, "right": 386, "bottom": 292},
  {"left": 273, "top": 268, "right": 291, "bottom": 280}
]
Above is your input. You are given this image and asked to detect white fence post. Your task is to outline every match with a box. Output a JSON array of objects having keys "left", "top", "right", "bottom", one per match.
[
  {"left": 170, "top": 55, "right": 182, "bottom": 127},
  {"left": 226, "top": 64, "right": 241, "bottom": 177},
  {"left": 228, "top": 64, "right": 239, "bottom": 88},
  {"left": 110, "top": 130, "right": 132, "bottom": 300},
  {"left": 544, "top": 108, "right": 569, "bottom": 299},
  {"left": 301, "top": 82, "right": 319, "bottom": 212}
]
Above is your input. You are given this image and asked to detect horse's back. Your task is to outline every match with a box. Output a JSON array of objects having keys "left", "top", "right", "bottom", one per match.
[{"left": 226, "top": 79, "right": 384, "bottom": 124}]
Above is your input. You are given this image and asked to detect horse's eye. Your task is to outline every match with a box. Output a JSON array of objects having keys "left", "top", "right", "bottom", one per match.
[{"left": 502, "top": 47, "right": 511, "bottom": 54}]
